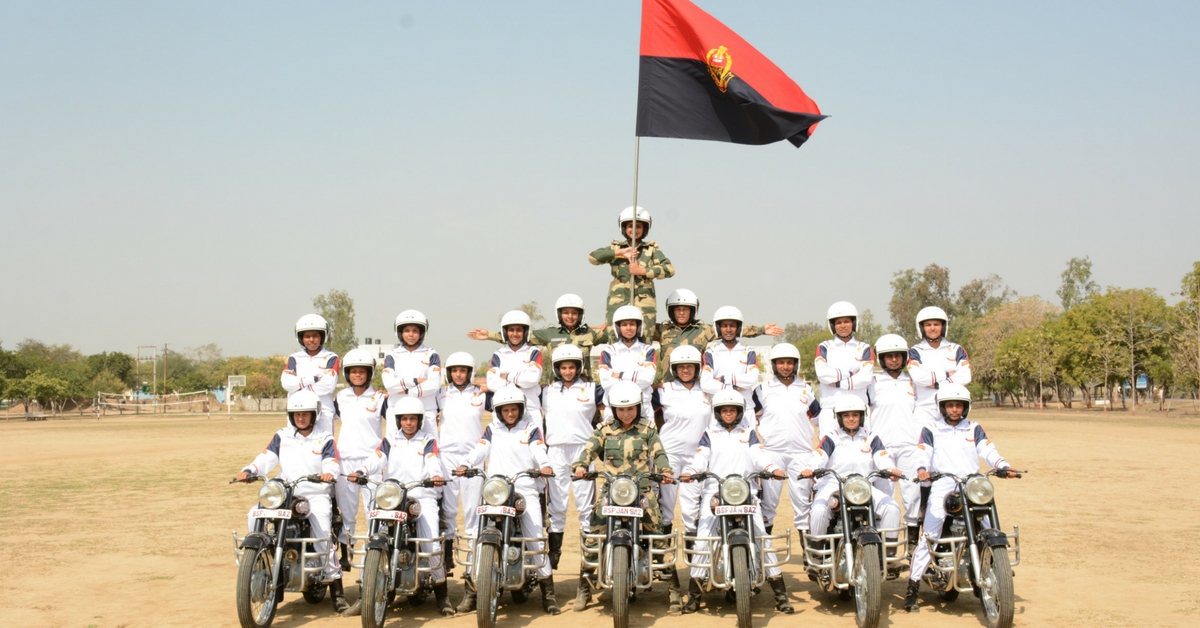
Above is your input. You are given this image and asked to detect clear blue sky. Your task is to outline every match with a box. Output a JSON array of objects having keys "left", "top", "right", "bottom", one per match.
[{"left": 2, "top": 1, "right": 1197, "bottom": 359}]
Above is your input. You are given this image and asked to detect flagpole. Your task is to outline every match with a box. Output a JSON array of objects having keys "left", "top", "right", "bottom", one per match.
[{"left": 630, "top": 135, "right": 640, "bottom": 305}]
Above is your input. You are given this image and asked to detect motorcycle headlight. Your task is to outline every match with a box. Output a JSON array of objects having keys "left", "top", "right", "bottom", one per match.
[
  {"left": 720, "top": 477, "right": 751, "bottom": 506},
  {"left": 843, "top": 477, "right": 872, "bottom": 506},
  {"left": 291, "top": 496, "right": 310, "bottom": 517},
  {"left": 482, "top": 478, "right": 511, "bottom": 506},
  {"left": 965, "top": 476, "right": 995, "bottom": 505},
  {"left": 407, "top": 500, "right": 422, "bottom": 518},
  {"left": 259, "top": 480, "right": 286, "bottom": 510},
  {"left": 610, "top": 477, "right": 639, "bottom": 507},
  {"left": 375, "top": 481, "right": 403, "bottom": 510}
]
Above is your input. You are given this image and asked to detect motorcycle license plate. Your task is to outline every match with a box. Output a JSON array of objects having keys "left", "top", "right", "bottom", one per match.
[
  {"left": 601, "top": 506, "right": 644, "bottom": 517},
  {"left": 369, "top": 510, "right": 407, "bottom": 521},
  {"left": 477, "top": 505, "right": 516, "bottom": 516},
  {"left": 714, "top": 505, "right": 758, "bottom": 516},
  {"left": 251, "top": 508, "right": 292, "bottom": 519}
]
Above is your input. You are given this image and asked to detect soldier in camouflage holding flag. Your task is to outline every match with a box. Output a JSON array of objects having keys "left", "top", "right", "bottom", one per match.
[
  {"left": 648, "top": 288, "right": 784, "bottom": 384},
  {"left": 589, "top": 206, "right": 675, "bottom": 342},
  {"left": 466, "top": 294, "right": 607, "bottom": 386}
]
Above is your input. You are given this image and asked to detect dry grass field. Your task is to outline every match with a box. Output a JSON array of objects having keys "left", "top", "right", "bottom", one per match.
[{"left": 3, "top": 408, "right": 1198, "bottom": 628}]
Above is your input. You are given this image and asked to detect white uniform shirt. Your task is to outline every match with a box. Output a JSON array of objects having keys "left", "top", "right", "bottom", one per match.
[
  {"left": 541, "top": 380, "right": 603, "bottom": 446},
  {"left": 436, "top": 384, "right": 487, "bottom": 454},
  {"left": 468, "top": 420, "right": 551, "bottom": 496},
  {"left": 866, "top": 371, "right": 921, "bottom": 448},
  {"left": 805, "top": 428, "right": 892, "bottom": 475},
  {"left": 486, "top": 344, "right": 544, "bottom": 414},
  {"left": 597, "top": 340, "right": 656, "bottom": 417},
  {"left": 242, "top": 426, "right": 339, "bottom": 498},
  {"left": 908, "top": 340, "right": 972, "bottom": 416},
  {"left": 917, "top": 418, "right": 1007, "bottom": 477},
  {"left": 382, "top": 344, "right": 442, "bottom": 416},
  {"left": 332, "top": 386, "right": 387, "bottom": 460},
  {"left": 814, "top": 337, "right": 874, "bottom": 409},
  {"left": 359, "top": 430, "right": 443, "bottom": 502},
  {"left": 684, "top": 423, "right": 777, "bottom": 478},
  {"left": 751, "top": 376, "right": 821, "bottom": 453},
  {"left": 700, "top": 342, "right": 761, "bottom": 410},
  {"left": 651, "top": 381, "right": 712, "bottom": 455},
  {"left": 281, "top": 348, "right": 340, "bottom": 433}
]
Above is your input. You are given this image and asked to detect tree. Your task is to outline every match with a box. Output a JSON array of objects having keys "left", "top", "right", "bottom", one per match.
[
  {"left": 1172, "top": 262, "right": 1200, "bottom": 398},
  {"left": 1091, "top": 288, "right": 1169, "bottom": 413},
  {"left": 888, "top": 264, "right": 953, "bottom": 342},
  {"left": 313, "top": 289, "right": 357, "bottom": 357},
  {"left": 783, "top": 322, "right": 824, "bottom": 346},
  {"left": 507, "top": 301, "right": 545, "bottom": 325},
  {"left": 1057, "top": 256, "right": 1099, "bottom": 310},
  {"left": 954, "top": 275, "right": 1016, "bottom": 347},
  {"left": 6, "top": 370, "right": 69, "bottom": 416},
  {"left": 969, "top": 297, "right": 1058, "bottom": 405},
  {"left": 856, "top": 309, "right": 885, "bottom": 346}
]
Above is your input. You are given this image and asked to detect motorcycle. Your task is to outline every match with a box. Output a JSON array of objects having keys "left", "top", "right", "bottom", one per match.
[
  {"left": 921, "top": 469, "right": 1022, "bottom": 628},
  {"left": 800, "top": 469, "right": 907, "bottom": 628},
  {"left": 575, "top": 471, "right": 679, "bottom": 628},
  {"left": 680, "top": 471, "right": 791, "bottom": 628},
  {"left": 231, "top": 473, "right": 335, "bottom": 628},
  {"left": 452, "top": 467, "right": 551, "bottom": 628},
  {"left": 345, "top": 474, "right": 446, "bottom": 628}
]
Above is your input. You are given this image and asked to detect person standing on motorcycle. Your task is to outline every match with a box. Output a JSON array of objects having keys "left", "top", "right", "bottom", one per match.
[
  {"left": 466, "top": 293, "right": 607, "bottom": 384},
  {"left": 679, "top": 390, "right": 794, "bottom": 615},
  {"left": 904, "top": 383, "right": 1019, "bottom": 613},
  {"left": 437, "top": 352, "right": 487, "bottom": 584},
  {"left": 866, "top": 334, "right": 924, "bottom": 551},
  {"left": 699, "top": 306, "right": 762, "bottom": 419},
  {"left": 348, "top": 397, "right": 453, "bottom": 616},
  {"left": 571, "top": 382, "right": 675, "bottom": 612},
  {"left": 281, "top": 314, "right": 340, "bottom": 435},
  {"left": 542, "top": 345, "right": 604, "bottom": 570},
  {"left": 814, "top": 301, "right": 875, "bottom": 438},
  {"left": 235, "top": 390, "right": 345, "bottom": 612},
  {"left": 800, "top": 397, "right": 904, "bottom": 579},
  {"left": 907, "top": 306, "right": 972, "bottom": 426},
  {"left": 648, "top": 289, "right": 782, "bottom": 384},
  {"left": 332, "top": 349, "right": 388, "bottom": 576},
  {"left": 650, "top": 346, "right": 710, "bottom": 554},
  {"left": 589, "top": 206, "right": 675, "bottom": 340},
  {"left": 456, "top": 387, "right": 559, "bottom": 615},
  {"left": 382, "top": 310, "right": 442, "bottom": 437},
  {"left": 752, "top": 343, "right": 821, "bottom": 537},
  {"left": 486, "top": 310, "right": 545, "bottom": 423},
  {"left": 597, "top": 305, "right": 657, "bottom": 419}
]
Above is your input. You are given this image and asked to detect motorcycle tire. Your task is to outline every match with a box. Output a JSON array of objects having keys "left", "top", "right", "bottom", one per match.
[
  {"left": 511, "top": 589, "right": 528, "bottom": 604},
  {"left": 303, "top": 584, "right": 326, "bottom": 605},
  {"left": 361, "top": 548, "right": 391, "bottom": 628},
  {"left": 852, "top": 545, "right": 882, "bottom": 628},
  {"left": 612, "top": 545, "right": 631, "bottom": 628},
  {"left": 236, "top": 547, "right": 279, "bottom": 628},
  {"left": 731, "top": 546, "right": 752, "bottom": 628},
  {"left": 938, "top": 589, "right": 959, "bottom": 602},
  {"left": 475, "top": 544, "right": 500, "bottom": 628},
  {"left": 408, "top": 589, "right": 428, "bottom": 607},
  {"left": 980, "top": 546, "right": 1014, "bottom": 628}
]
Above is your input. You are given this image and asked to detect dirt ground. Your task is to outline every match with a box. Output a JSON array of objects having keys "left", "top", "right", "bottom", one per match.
[{"left": 3, "top": 409, "right": 1199, "bottom": 628}]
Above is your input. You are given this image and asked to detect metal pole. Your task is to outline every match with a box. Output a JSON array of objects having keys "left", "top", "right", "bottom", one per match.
[
  {"left": 227, "top": 377, "right": 232, "bottom": 419},
  {"left": 162, "top": 343, "right": 168, "bottom": 414},
  {"left": 629, "top": 136, "right": 641, "bottom": 305}
]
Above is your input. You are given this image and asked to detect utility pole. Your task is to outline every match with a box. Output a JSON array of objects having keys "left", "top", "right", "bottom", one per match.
[{"left": 162, "top": 343, "right": 168, "bottom": 414}]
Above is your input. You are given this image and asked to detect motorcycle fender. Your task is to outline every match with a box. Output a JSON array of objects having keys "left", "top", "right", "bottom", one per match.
[
  {"left": 979, "top": 528, "right": 1009, "bottom": 548},
  {"left": 726, "top": 528, "right": 752, "bottom": 547},
  {"left": 853, "top": 527, "right": 882, "bottom": 546},
  {"left": 479, "top": 527, "right": 504, "bottom": 547},
  {"left": 365, "top": 532, "right": 392, "bottom": 552},
  {"left": 609, "top": 529, "right": 634, "bottom": 548},
  {"left": 239, "top": 532, "right": 271, "bottom": 551}
]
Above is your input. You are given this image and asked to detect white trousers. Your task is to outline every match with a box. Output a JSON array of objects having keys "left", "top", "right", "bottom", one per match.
[
  {"left": 547, "top": 443, "right": 594, "bottom": 534},
  {"left": 759, "top": 449, "right": 813, "bottom": 529},
  {"left": 440, "top": 448, "right": 482, "bottom": 540},
  {"left": 809, "top": 480, "right": 900, "bottom": 539},
  {"left": 876, "top": 445, "right": 925, "bottom": 527},
  {"left": 690, "top": 492, "right": 781, "bottom": 580},
  {"left": 908, "top": 478, "right": 955, "bottom": 582},
  {"left": 409, "top": 496, "right": 448, "bottom": 582},
  {"left": 335, "top": 456, "right": 375, "bottom": 545},
  {"left": 464, "top": 489, "right": 550, "bottom": 579},
  {"left": 247, "top": 493, "right": 340, "bottom": 582},
  {"left": 658, "top": 451, "right": 702, "bottom": 534}
]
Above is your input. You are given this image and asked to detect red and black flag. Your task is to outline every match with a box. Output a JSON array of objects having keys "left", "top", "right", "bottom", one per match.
[{"left": 636, "top": 0, "right": 826, "bottom": 147}]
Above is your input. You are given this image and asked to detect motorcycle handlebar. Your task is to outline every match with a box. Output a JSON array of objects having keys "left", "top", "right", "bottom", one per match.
[
  {"left": 868, "top": 469, "right": 907, "bottom": 481},
  {"left": 454, "top": 467, "right": 485, "bottom": 478},
  {"left": 230, "top": 474, "right": 263, "bottom": 484}
]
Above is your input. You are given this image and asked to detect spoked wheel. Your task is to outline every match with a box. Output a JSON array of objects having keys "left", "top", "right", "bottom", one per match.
[
  {"left": 303, "top": 584, "right": 327, "bottom": 604},
  {"left": 361, "top": 548, "right": 391, "bottom": 628},
  {"left": 236, "top": 547, "right": 279, "bottom": 628},
  {"left": 612, "top": 545, "right": 631, "bottom": 628},
  {"left": 851, "top": 545, "right": 882, "bottom": 628},
  {"left": 475, "top": 544, "right": 500, "bottom": 628},
  {"left": 979, "top": 546, "right": 1014, "bottom": 628},
  {"left": 731, "top": 546, "right": 752, "bottom": 628}
]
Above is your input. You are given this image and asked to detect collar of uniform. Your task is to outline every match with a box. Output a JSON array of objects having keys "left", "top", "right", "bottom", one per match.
[
  {"left": 613, "top": 340, "right": 647, "bottom": 352},
  {"left": 934, "top": 417, "right": 973, "bottom": 433},
  {"left": 615, "top": 238, "right": 655, "bottom": 250},
  {"left": 558, "top": 323, "right": 590, "bottom": 334},
  {"left": 766, "top": 375, "right": 798, "bottom": 388},
  {"left": 669, "top": 380, "right": 701, "bottom": 392},
  {"left": 829, "top": 337, "right": 857, "bottom": 347},
  {"left": 447, "top": 384, "right": 478, "bottom": 396},
  {"left": 665, "top": 318, "right": 704, "bottom": 331},
  {"left": 499, "top": 343, "right": 532, "bottom": 354},
  {"left": 496, "top": 420, "right": 528, "bottom": 433},
  {"left": 710, "top": 341, "right": 746, "bottom": 353},
  {"left": 394, "top": 344, "right": 427, "bottom": 354},
  {"left": 915, "top": 339, "right": 950, "bottom": 350},
  {"left": 345, "top": 385, "right": 378, "bottom": 399}
]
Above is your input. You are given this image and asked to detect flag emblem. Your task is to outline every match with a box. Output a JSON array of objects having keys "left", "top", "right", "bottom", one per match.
[{"left": 705, "top": 46, "right": 734, "bottom": 92}]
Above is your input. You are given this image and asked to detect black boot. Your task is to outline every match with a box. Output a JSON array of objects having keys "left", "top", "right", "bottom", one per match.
[
  {"left": 456, "top": 577, "right": 477, "bottom": 613},
  {"left": 667, "top": 570, "right": 682, "bottom": 614},
  {"left": 548, "top": 532, "right": 564, "bottom": 570},
  {"left": 540, "top": 576, "right": 561, "bottom": 615},
  {"left": 681, "top": 578, "right": 703, "bottom": 614},
  {"left": 904, "top": 579, "right": 920, "bottom": 612},
  {"left": 767, "top": 576, "right": 793, "bottom": 614},
  {"left": 444, "top": 539, "right": 456, "bottom": 575},
  {"left": 573, "top": 574, "right": 592, "bottom": 611},
  {"left": 330, "top": 578, "right": 350, "bottom": 613},
  {"left": 907, "top": 525, "right": 920, "bottom": 550},
  {"left": 435, "top": 581, "right": 454, "bottom": 616},
  {"left": 339, "top": 542, "right": 352, "bottom": 572}
]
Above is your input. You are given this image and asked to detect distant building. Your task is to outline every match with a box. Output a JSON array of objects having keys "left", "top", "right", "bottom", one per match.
[{"left": 356, "top": 337, "right": 396, "bottom": 367}]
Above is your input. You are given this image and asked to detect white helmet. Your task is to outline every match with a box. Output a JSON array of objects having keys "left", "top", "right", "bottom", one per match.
[
  {"left": 500, "top": 310, "right": 532, "bottom": 345},
  {"left": 711, "top": 389, "right": 746, "bottom": 427},
  {"left": 612, "top": 305, "right": 644, "bottom": 341},
  {"left": 874, "top": 334, "right": 910, "bottom": 369},
  {"left": 295, "top": 314, "right": 328, "bottom": 348},
  {"left": 713, "top": 305, "right": 744, "bottom": 338},
  {"left": 444, "top": 351, "right": 476, "bottom": 383},
  {"left": 669, "top": 345, "right": 702, "bottom": 381},
  {"left": 554, "top": 294, "right": 586, "bottom": 327},
  {"left": 768, "top": 343, "right": 801, "bottom": 378},
  {"left": 491, "top": 386, "right": 527, "bottom": 422},
  {"left": 826, "top": 301, "right": 859, "bottom": 335},
  {"left": 390, "top": 396, "right": 427, "bottom": 431},
  {"left": 286, "top": 390, "right": 321, "bottom": 428},
  {"left": 618, "top": 205, "right": 652, "bottom": 238},
  {"left": 666, "top": 289, "right": 700, "bottom": 326},
  {"left": 608, "top": 381, "right": 644, "bottom": 418},
  {"left": 936, "top": 383, "right": 972, "bottom": 421},
  {"left": 394, "top": 310, "right": 429, "bottom": 345},
  {"left": 916, "top": 306, "right": 950, "bottom": 341},
  {"left": 833, "top": 396, "right": 868, "bottom": 431},
  {"left": 342, "top": 348, "right": 376, "bottom": 384},
  {"left": 551, "top": 344, "right": 585, "bottom": 380}
]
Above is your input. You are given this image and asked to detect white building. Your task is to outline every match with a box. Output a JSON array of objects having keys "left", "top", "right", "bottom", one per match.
[{"left": 356, "top": 338, "right": 397, "bottom": 367}]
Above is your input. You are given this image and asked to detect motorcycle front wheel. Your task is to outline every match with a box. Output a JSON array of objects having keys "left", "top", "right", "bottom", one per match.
[
  {"left": 980, "top": 546, "right": 1014, "bottom": 628},
  {"left": 361, "top": 547, "right": 391, "bottom": 628},
  {"left": 302, "top": 585, "right": 326, "bottom": 604},
  {"left": 731, "top": 545, "right": 752, "bottom": 628},
  {"left": 612, "top": 545, "right": 631, "bottom": 628},
  {"left": 475, "top": 543, "right": 500, "bottom": 628},
  {"left": 236, "top": 547, "right": 278, "bottom": 628},
  {"left": 852, "top": 544, "right": 882, "bottom": 628}
]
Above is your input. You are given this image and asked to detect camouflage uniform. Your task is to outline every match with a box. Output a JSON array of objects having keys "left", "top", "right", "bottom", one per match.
[
  {"left": 571, "top": 417, "right": 672, "bottom": 533},
  {"left": 650, "top": 319, "right": 771, "bottom": 384},
  {"left": 485, "top": 324, "right": 607, "bottom": 385},
  {"left": 589, "top": 240, "right": 675, "bottom": 342}
]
